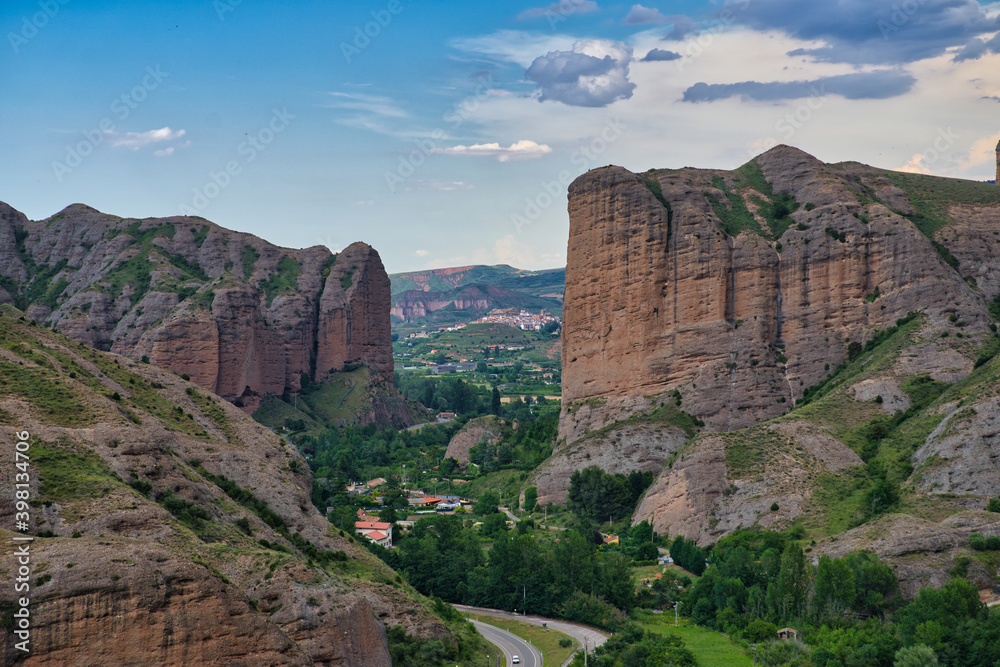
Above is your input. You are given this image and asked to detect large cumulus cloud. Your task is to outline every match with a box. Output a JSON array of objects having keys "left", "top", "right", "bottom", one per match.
[{"left": 525, "top": 40, "right": 637, "bottom": 107}]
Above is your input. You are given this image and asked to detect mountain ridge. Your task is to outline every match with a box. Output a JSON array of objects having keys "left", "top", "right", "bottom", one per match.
[{"left": 0, "top": 201, "right": 394, "bottom": 416}]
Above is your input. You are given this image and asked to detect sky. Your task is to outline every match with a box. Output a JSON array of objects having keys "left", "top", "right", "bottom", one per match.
[{"left": 2, "top": 0, "right": 1000, "bottom": 274}]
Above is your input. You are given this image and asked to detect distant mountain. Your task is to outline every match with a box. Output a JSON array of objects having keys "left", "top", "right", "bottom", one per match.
[{"left": 389, "top": 264, "right": 564, "bottom": 325}]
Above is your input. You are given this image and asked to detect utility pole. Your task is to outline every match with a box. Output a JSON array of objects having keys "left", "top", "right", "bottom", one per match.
[
  {"left": 674, "top": 601, "right": 680, "bottom": 627},
  {"left": 584, "top": 638, "right": 588, "bottom": 667}
]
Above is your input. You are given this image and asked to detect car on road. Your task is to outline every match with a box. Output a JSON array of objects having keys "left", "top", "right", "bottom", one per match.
[{"left": 511, "top": 656, "right": 520, "bottom": 664}]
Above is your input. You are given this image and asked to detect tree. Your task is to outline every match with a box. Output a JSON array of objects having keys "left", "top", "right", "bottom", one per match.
[
  {"left": 811, "top": 555, "right": 855, "bottom": 620},
  {"left": 772, "top": 544, "right": 810, "bottom": 620},
  {"left": 595, "top": 551, "right": 635, "bottom": 610},
  {"left": 474, "top": 490, "right": 500, "bottom": 516},
  {"left": 566, "top": 466, "right": 635, "bottom": 523},
  {"left": 523, "top": 486, "right": 537, "bottom": 512},
  {"left": 894, "top": 645, "right": 939, "bottom": 667},
  {"left": 481, "top": 512, "right": 508, "bottom": 537},
  {"left": 438, "top": 457, "right": 458, "bottom": 477},
  {"left": 987, "top": 497, "right": 1000, "bottom": 513},
  {"left": 378, "top": 506, "right": 398, "bottom": 524},
  {"left": 491, "top": 386, "right": 502, "bottom": 416}
]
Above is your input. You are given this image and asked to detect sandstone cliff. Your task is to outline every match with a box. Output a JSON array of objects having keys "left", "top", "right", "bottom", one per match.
[
  {"left": 0, "top": 311, "right": 463, "bottom": 665},
  {"left": 555, "top": 147, "right": 1000, "bottom": 591},
  {"left": 0, "top": 202, "right": 393, "bottom": 415},
  {"left": 560, "top": 146, "right": 996, "bottom": 441}
]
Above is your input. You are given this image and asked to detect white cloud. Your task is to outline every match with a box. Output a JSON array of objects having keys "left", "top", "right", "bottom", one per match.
[
  {"left": 450, "top": 30, "right": 577, "bottom": 68},
  {"left": 525, "top": 39, "right": 636, "bottom": 106},
  {"left": 494, "top": 234, "right": 564, "bottom": 268},
  {"left": 415, "top": 249, "right": 430, "bottom": 256},
  {"left": 958, "top": 131, "right": 1000, "bottom": 170},
  {"left": 109, "top": 127, "right": 186, "bottom": 150},
  {"left": 325, "top": 92, "right": 408, "bottom": 118},
  {"left": 153, "top": 147, "right": 175, "bottom": 157},
  {"left": 431, "top": 139, "right": 552, "bottom": 161},
  {"left": 897, "top": 153, "right": 935, "bottom": 174}
]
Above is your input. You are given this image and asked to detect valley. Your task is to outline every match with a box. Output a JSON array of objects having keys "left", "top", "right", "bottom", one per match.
[{"left": 4, "top": 145, "right": 1000, "bottom": 666}]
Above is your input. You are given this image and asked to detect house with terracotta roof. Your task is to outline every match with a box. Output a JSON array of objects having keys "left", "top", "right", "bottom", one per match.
[{"left": 355, "top": 521, "right": 393, "bottom": 547}]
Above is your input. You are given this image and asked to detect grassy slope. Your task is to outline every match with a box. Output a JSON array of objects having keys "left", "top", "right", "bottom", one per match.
[
  {"left": 253, "top": 366, "right": 373, "bottom": 436},
  {"left": 0, "top": 308, "right": 489, "bottom": 665}
]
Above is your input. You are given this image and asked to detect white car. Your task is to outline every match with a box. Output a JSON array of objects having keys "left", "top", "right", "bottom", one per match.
[{"left": 511, "top": 656, "right": 520, "bottom": 664}]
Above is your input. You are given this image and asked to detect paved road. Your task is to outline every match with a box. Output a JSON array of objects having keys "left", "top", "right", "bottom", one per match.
[
  {"left": 457, "top": 604, "right": 609, "bottom": 666},
  {"left": 471, "top": 619, "right": 542, "bottom": 667}
]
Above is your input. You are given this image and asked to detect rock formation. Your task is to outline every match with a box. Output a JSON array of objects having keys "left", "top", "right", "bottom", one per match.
[
  {"left": 0, "top": 311, "right": 462, "bottom": 665},
  {"left": 0, "top": 202, "right": 393, "bottom": 414},
  {"left": 560, "top": 146, "right": 995, "bottom": 441}
]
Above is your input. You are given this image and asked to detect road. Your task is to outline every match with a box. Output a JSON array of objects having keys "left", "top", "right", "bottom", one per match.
[
  {"left": 471, "top": 619, "right": 542, "bottom": 667},
  {"left": 457, "top": 604, "right": 610, "bottom": 667}
]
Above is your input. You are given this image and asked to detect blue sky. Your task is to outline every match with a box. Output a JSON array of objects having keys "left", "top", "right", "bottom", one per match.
[{"left": 2, "top": 0, "right": 999, "bottom": 273}]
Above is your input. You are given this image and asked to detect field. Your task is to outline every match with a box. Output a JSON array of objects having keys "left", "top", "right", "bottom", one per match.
[{"left": 639, "top": 612, "right": 753, "bottom": 666}]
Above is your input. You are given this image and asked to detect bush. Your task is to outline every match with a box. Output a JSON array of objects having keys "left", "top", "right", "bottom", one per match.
[
  {"left": 987, "top": 497, "right": 1000, "bottom": 513},
  {"left": 744, "top": 618, "right": 778, "bottom": 643},
  {"left": 559, "top": 637, "right": 572, "bottom": 648}
]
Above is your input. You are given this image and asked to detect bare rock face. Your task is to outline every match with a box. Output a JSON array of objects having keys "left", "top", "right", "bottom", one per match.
[
  {"left": 445, "top": 415, "right": 507, "bottom": 465},
  {"left": 0, "top": 203, "right": 394, "bottom": 415},
  {"left": 633, "top": 420, "right": 863, "bottom": 544},
  {"left": 533, "top": 420, "right": 689, "bottom": 508},
  {"left": 560, "top": 147, "right": 994, "bottom": 441},
  {"left": 912, "top": 397, "right": 1000, "bottom": 497}
]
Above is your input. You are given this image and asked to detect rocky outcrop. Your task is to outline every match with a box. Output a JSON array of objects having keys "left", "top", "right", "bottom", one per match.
[
  {"left": 533, "top": 419, "right": 689, "bottom": 508},
  {"left": 912, "top": 397, "right": 1000, "bottom": 497},
  {"left": 560, "top": 147, "right": 995, "bottom": 441},
  {"left": 445, "top": 415, "right": 507, "bottom": 465},
  {"left": 633, "top": 421, "right": 863, "bottom": 544},
  {"left": 0, "top": 203, "right": 394, "bottom": 413},
  {"left": 817, "top": 512, "right": 1000, "bottom": 598},
  {"left": 0, "top": 313, "right": 451, "bottom": 665}
]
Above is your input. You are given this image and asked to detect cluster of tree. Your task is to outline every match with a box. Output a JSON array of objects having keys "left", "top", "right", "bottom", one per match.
[
  {"left": 680, "top": 527, "right": 1000, "bottom": 667},
  {"left": 567, "top": 466, "right": 654, "bottom": 524},
  {"left": 467, "top": 413, "right": 558, "bottom": 473},
  {"left": 371, "top": 514, "right": 641, "bottom": 629},
  {"left": 568, "top": 623, "right": 696, "bottom": 667},
  {"left": 684, "top": 529, "right": 898, "bottom": 633},
  {"left": 669, "top": 535, "right": 707, "bottom": 576},
  {"left": 300, "top": 420, "right": 461, "bottom": 509},
  {"left": 396, "top": 375, "right": 489, "bottom": 415}
]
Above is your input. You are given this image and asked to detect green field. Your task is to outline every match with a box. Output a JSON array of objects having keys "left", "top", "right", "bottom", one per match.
[{"left": 641, "top": 613, "right": 753, "bottom": 666}]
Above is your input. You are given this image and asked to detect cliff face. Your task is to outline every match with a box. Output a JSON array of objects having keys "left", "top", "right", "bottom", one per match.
[
  {"left": 560, "top": 147, "right": 995, "bottom": 441},
  {"left": 0, "top": 203, "right": 392, "bottom": 412},
  {"left": 0, "top": 312, "right": 452, "bottom": 665}
]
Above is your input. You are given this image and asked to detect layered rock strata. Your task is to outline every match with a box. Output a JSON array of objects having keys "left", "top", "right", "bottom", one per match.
[
  {"left": 0, "top": 202, "right": 392, "bottom": 412},
  {"left": 560, "top": 146, "right": 994, "bottom": 441}
]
